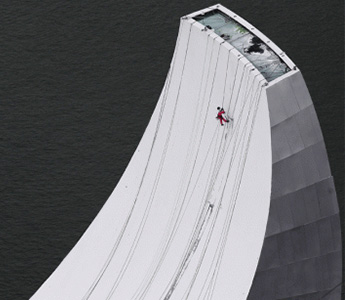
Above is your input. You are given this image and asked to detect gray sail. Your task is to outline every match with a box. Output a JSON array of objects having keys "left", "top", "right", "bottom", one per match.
[{"left": 247, "top": 71, "right": 342, "bottom": 299}]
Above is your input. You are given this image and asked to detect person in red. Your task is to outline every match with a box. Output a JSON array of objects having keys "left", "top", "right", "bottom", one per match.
[{"left": 216, "top": 107, "right": 229, "bottom": 126}]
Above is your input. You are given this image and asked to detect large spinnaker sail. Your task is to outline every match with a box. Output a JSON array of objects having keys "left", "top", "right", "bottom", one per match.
[{"left": 31, "top": 4, "right": 342, "bottom": 300}]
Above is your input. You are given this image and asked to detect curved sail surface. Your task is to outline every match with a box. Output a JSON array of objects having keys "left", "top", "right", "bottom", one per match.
[{"left": 31, "top": 4, "right": 342, "bottom": 300}]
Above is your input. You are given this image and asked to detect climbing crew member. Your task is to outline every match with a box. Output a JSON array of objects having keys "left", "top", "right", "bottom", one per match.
[{"left": 216, "top": 107, "right": 229, "bottom": 126}]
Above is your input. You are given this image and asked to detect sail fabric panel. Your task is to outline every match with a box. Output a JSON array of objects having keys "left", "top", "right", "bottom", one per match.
[{"left": 31, "top": 15, "right": 272, "bottom": 300}]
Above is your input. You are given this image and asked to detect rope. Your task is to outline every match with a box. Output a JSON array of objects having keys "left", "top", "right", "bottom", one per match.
[
  {"left": 132, "top": 27, "right": 216, "bottom": 300},
  {"left": 105, "top": 21, "right": 195, "bottom": 300},
  {"left": 186, "top": 79, "right": 264, "bottom": 299},
  {"left": 205, "top": 81, "right": 264, "bottom": 299},
  {"left": 82, "top": 20, "right": 186, "bottom": 300},
  {"left": 162, "top": 59, "right": 264, "bottom": 299},
  {"left": 85, "top": 17, "right": 271, "bottom": 299},
  {"left": 159, "top": 36, "right": 224, "bottom": 300}
]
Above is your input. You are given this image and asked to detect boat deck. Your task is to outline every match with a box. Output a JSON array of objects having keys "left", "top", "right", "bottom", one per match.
[{"left": 193, "top": 9, "right": 291, "bottom": 82}]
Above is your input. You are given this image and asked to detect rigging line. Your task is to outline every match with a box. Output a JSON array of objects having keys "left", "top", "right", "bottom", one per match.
[
  {"left": 165, "top": 202, "right": 215, "bottom": 300},
  {"left": 199, "top": 132, "right": 249, "bottom": 298},
  {"left": 197, "top": 78, "right": 264, "bottom": 298},
  {"left": 221, "top": 49, "right": 231, "bottom": 108},
  {"left": 223, "top": 71, "right": 262, "bottom": 146},
  {"left": 183, "top": 184, "right": 225, "bottom": 299},
  {"left": 207, "top": 82, "right": 264, "bottom": 298},
  {"left": 168, "top": 28, "right": 212, "bottom": 225},
  {"left": 166, "top": 203, "right": 212, "bottom": 292},
  {"left": 132, "top": 31, "right": 215, "bottom": 300},
  {"left": 186, "top": 224, "right": 219, "bottom": 300},
  {"left": 225, "top": 74, "right": 251, "bottom": 131},
  {"left": 202, "top": 91, "right": 251, "bottom": 210},
  {"left": 207, "top": 38, "right": 222, "bottom": 108},
  {"left": 206, "top": 130, "right": 227, "bottom": 197},
  {"left": 201, "top": 127, "right": 256, "bottom": 298},
  {"left": 137, "top": 126, "right": 219, "bottom": 300},
  {"left": 82, "top": 63, "right": 171, "bottom": 300},
  {"left": 196, "top": 132, "right": 225, "bottom": 236},
  {"left": 188, "top": 52, "right": 224, "bottom": 211},
  {"left": 226, "top": 55, "right": 241, "bottom": 113},
  {"left": 210, "top": 100, "right": 258, "bottom": 276},
  {"left": 136, "top": 36, "right": 220, "bottom": 300},
  {"left": 237, "top": 62, "right": 253, "bottom": 106},
  {"left": 210, "top": 77, "right": 255, "bottom": 184},
  {"left": 175, "top": 143, "right": 226, "bottom": 276},
  {"left": 110, "top": 22, "right": 200, "bottom": 299},
  {"left": 133, "top": 33, "right": 219, "bottom": 300},
  {"left": 225, "top": 76, "right": 263, "bottom": 169},
  {"left": 221, "top": 73, "right": 263, "bottom": 167},
  {"left": 158, "top": 38, "right": 226, "bottom": 299},
  {"left": 163, "top": 141, "right": 223, "bottom": 300},
  {"left": 183, "top": 88, "right": 258, "bottom": 298},
  {"left": 82, "top": 20, "right": 185, "bottom": 300},
  {"left": 216, "top": 78, "right": 263, "bottom": 221},
  {"left": 206, "top": 112, "right": 236, "bottom": 192},
  {"left": 221, "top": 47, "right": 237, "bottom": 111},
  {"left": 172, "top": 34, "right": 219, "bottom": 235},
  {"left": 159, "top": 125, "right": 220, "bottom": 282},
  {"left": 191, "top": 176, "right": 237, "bottom": 300},
  {"left": 189, "top": 132, "right": 248, "bottom": 299},
  {"left": 217, "top": 101, "right": 249, "bottom": 174},
  {"left": 146, "top": 39, "right": 254, "bottom": 300},
  {"left": 208, "top": 109, "right": 262, "bottom": 300},
  {"left": 105, "top": 22, "right": 195, "bottom": 300},
  {"left": 108, "top": 126, "right": 170, "bottom": 299},
  {"left": 179, "top": 71, "right": 232, "bottom": 264},
  {"left": 166, "top": 31, "right": 217, "bottom": 209},
  {"left": 225, "top": 69, "right": 256, "bottom": 120},
  {"left": 175, "top": 125, "right": 233, "bottom": 299},
  {"left": 207, "top": 129, "right": 224, "bottom": 184},
  {"left": 185, "top": 126, "right": 219, "bottom": 211},
  {"left": 157, "top": 39, "right": 224, "bottom": 300},
  {"left": 231, "top": 61, "right": 252, "bottom": 114},
  {"left": 195, "top": 130, "right": 228, "bottom": 208},
  {"left": 198, "top": 43, "right": 230, "bottom": 198},
  {"left": 184, "top": 129, "right": 224, "bottom": 244}
]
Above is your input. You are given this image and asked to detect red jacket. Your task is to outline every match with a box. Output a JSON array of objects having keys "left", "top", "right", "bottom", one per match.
[{"left": 217, "top": 109, "right": 225, "bottom": 119}]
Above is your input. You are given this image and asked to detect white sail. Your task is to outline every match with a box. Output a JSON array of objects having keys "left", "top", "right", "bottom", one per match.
[{"left": 31, "top": 4, "right": 342, "bottom": 300}]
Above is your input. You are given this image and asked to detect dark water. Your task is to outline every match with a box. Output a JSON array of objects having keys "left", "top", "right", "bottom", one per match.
[{"left": 0, "top": 1, "right": 343, "bottom": 299}]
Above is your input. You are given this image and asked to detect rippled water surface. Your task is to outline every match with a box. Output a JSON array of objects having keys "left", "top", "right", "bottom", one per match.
[{"left": 0, "top": 1, "right": 343, "bottom": 299}]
